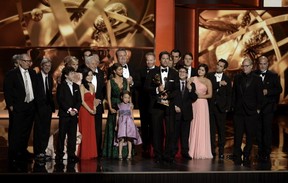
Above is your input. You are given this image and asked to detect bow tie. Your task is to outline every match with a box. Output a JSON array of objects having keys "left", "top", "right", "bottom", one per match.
[
  {"left": 123, "top": 65, "right": 127, "bottom": 69},
  {"left": 260, "top": 72, "right": 266, "bottom": 76},
  {"left": 161, "top": 68, "right": 167, "bottom": 73},
  {"left": 93, "top": 72, "right": 97, "bottom": 76},
  {"left": 215, "top": 73, "right": 222, "bottom": 78}
]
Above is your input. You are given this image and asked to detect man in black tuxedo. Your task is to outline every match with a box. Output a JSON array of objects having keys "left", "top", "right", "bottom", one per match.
[
  {"left": 56, "top": 66, "right": 82, "bottom": 162},
  {"left": 173, "top": 66, "right": 198, "bottom": 160},
  {"left": 4, "top": 53, "right": 37, "bottom": 162},
  {"left": 255, "top": 56, "right": 282, "bottom": 162},
  {"left": 86, "top": 52, "right": 106, "bottom": 157},
  {"left": 134, "top": 52, "right": 158, "bottom": 158},
  {"left": 232, "top": 58, "right": 264, "bottom": 166},
  {"left": 207, "top": 59, "right": 232, "bottom": 160},
  {"left": 34, "top": 58, "right": 55, "bottom": 162},
  {"left": 144, "top": 51, "right": 180, "bottom": 163},
  {"left": 183, "top": 52, "right": 197, "bottom": 78}
]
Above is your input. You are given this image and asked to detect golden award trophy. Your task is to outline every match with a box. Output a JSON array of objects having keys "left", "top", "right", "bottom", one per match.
[{"left": 152, "top": 74, "right": 169, "bottom": 107}]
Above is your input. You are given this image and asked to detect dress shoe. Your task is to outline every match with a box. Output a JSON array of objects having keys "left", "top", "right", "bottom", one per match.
[
  {"left": 24, "top": 150, "right": 34, "bottom": 159},
  {"left": 55, "top": 156, "right": 64, "bottom": 162},
  {"left": 233, "top": 156, "right": 242, "bottom": 165},
  {"left": 163, "top": 157, "right": 175, "bottom": 164},
  {"left": 35, "top": 153, "right": 52, "bottom": 162},
  {"left": 154, "top": 157, "right": 162, "bottom": 164},
  {"left": 242, "top": 156, "right": 251, "bottom": 167},
  {"left": 182, "top": 154, "right": 192, "bottom": 160},
  {"left": 68, "top": 156, "right": 80, "bottom": 163},
  {"left": 261, "top": 155, "right": 270, "bottom": 162},
  {"left": 219, "top": 154, "right": 224, "bottom": 160}
]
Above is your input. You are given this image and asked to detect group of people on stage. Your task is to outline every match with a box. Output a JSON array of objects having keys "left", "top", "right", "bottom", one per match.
[{"left": 3, "top": 48, "right": 282, "bottom": 167}]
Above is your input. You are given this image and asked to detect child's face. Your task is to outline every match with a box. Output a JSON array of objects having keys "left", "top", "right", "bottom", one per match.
[
  {"left": 122, "top": 93, "right": 130, "bottom": 103},
  {"left": 66, "top": 71, "right": 75, "bottom": 82}
]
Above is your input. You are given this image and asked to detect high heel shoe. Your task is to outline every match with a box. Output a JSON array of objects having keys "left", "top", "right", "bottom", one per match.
[
  {"left": 118, "top": 155, "right": 123, "bottom": 161},
  {"left": 126, "top": 155, "right": 132, "bottom": 161}
]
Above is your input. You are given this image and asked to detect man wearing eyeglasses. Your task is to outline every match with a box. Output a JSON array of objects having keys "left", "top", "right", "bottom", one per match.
[
  {"left": 254, "top": 56, "right": 282, "bottom": 162},
  {"left": 4, "top": 53, "right": 37, "bottom": 163},
  {"left": 231, "top": 57, "right": 264, "bottom": 166}
]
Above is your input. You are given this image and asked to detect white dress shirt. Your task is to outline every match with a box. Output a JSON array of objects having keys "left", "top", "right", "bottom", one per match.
[
  {"left": 20, "top": 67, "right": 34, "bottom": 102},
  {"left": 122, "top": 64, "right": 130, "bottom": 79},
  {"left": 215, "top": 72, "right": 223, "bottom": 82}
]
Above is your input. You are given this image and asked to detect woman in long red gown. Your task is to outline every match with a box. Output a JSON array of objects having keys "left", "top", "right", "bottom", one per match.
[{"left": 78, "top": 67, "right": 99, "bottom": 159}]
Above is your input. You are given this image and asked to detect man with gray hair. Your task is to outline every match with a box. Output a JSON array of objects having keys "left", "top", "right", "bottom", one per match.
[
  {"left": 4, "top": 53, "right": 37, "bottom": 162},
  {"left": 232, "top": 57, "right": 264, "bottom": 166},
  {"left": 11, "top": 54, "right": 20, "bottom": 69},
  {"left": 34, "top": 58, "right": 55, "bottom": 162}
]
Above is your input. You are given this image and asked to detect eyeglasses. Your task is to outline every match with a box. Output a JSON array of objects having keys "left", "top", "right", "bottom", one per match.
[
  {"left": 241, "top": 64, "right": 251, "bottom": 67},
  {"left": 178, "top": 70, "right": 187, "bottom": 73}
]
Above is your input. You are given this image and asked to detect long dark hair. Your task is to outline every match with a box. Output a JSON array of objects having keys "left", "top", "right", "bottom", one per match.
[
  {"left": 81, "top": 67, "right": 93, "bottom": 91},
  {"left": 109, "top": 63, "right": 122, "bottom": 79}
]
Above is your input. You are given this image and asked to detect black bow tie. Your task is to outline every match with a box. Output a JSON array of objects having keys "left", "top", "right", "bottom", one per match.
[
  {"left": 93, "top": 72, "right": 97, "bottom": 76},
  {"left": 123, "top": 65, "right": 127, "bottom": 69},
  {"left": 260, "top": 72, "right": 266, "bottom": 76},
  {"left": 161, "top": 68, "right": 167, "bottom": 73}
]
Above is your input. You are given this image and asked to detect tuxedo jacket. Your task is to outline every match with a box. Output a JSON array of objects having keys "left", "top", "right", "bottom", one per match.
[
  {"left": 144, "top": 67, "right": 180, "bottom": 112},
  {"left": 232, "top": 72, "right": 264, "bottom": 116},
  {"left": 95, "top": 68, "right": 106, "bottom": 113},
  {"left": 188, "top": 66, "right": 198, "bottom": 78},
  {"left": 174, "top": 82, "right": 198, "bottom": 121},
  {"left": 207, "top": 72, "right": 232, "bottom": 113},
  {"left": 134, "top": 66, "right": 158, "bottom": 108},
  {"left": 35, "top": 72, "right": 55, "bottom": 112},
  {"left": 56, "top": 80, "right": 82, "bottom": 117},
  {"left": 4, "top": 67, "right": 37, "bottom": 111},
  {"left": 254, "top": 70, "right": 282, "bottom": 113}
]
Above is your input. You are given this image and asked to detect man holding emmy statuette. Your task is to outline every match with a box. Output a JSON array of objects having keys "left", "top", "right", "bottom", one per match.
[{"left": 145, "top": 51, "right": 180, "bottom": 164}]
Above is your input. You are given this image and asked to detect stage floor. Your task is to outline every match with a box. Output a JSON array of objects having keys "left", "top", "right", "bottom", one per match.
[
  {"left": 0, "top": 106, "right": 287, "bottom": 183},
  {"left": 0, "top": 145, "right": 287, "bottom": 173}
]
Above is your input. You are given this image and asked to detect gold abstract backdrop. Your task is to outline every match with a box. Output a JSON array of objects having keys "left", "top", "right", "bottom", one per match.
[
  {"left": 198, "top": 9, "right": 288, "bottom": 104},
  {"left": 0, "top": 0, "right": 155, "bottom": 47},
  {"left": 0, "top": 0, "right": 155, "bottom": 109}
]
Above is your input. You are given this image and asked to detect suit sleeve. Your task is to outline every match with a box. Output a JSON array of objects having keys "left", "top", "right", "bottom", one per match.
[
  {"left": 188, "top": 82, "right": 198, "bottom": 102},
  {"left": 3, "top": 71, "right": 13, "bottom": 108},
  {"left": 266, "top": 73, "right": 282, "bottom": 97}
]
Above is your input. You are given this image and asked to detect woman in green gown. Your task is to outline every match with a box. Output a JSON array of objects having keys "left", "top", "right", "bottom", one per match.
[{"left": 102, "top": 63, "right": 130, "bottom": 159}]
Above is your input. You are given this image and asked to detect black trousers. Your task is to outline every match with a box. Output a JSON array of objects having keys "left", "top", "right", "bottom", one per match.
[
  {"left": 33, "top": 104, "right": 53, "bottom": 155},
  {"left": 95, "top": 111, "right": 103, "bottom": 156},
  {"left": 56, "top": 116, "right": 78, "bottom": 158},
  {"left": 257, "top": 111, "right": 274, "bottom": 157},
  {"left": 151, "top": 107, "right": 175, "bottom": 160},
  {"left": 9, "top": 102, "right": 35, "bottom": 159},
  {"left": 210, "top": 109, "right": 227, "bottom": 155},
  {"left": 233, "top": 113, "right": 258, "bottom": 158},
  {"left": 173, "top": 117, "right": 191, "bottom": 156}
]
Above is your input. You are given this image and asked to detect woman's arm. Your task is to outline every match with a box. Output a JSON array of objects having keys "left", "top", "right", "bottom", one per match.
[
  {"left": 198, "top": 78, "right": 213, "bottom": 99},
  {"left": 107, "top": 80, "right": 117, "bottom": 113},
  {"left": 80, "top": 84, "right": 95, "bottom": 114}
]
